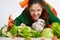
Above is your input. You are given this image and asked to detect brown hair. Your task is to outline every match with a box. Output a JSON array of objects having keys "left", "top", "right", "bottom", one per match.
[
  {"left": 40, "top": 8, "right": 49, "bottom": 27},
  {"left": 28, "top": 0, "right": 49, "bottom": 27}
]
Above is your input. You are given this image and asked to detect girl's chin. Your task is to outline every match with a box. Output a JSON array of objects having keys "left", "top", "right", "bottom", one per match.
[{"left": 32, "top": 18, "right": 39, "bottom": 21}]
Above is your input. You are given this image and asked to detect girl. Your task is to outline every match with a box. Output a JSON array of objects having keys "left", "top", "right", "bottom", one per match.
[{"left": 14, "top": 0, "right": 60, "bottom": 27}]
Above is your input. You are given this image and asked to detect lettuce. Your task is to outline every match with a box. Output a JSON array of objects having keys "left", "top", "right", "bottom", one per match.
[
  {"left": 17, "top": 26, "right": 41, "bottom": 38},
  {"left": 10, "top": 24, "right": 17, "bottom": 37},
  {"left": 51, "top": 22, "right": 60, "bottom": 38},
  {"left": 41, "top": 28, "right": 54, "bottom": 38}
]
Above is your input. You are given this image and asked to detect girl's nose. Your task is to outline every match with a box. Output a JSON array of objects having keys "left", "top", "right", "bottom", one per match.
[{"left": 34, "top": 11, "right": 37, "bottom": 15}]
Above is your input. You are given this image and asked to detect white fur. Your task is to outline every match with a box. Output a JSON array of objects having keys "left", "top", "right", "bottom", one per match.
[{"left": 32, "top": 19, "right": 46, "bottom": 32}]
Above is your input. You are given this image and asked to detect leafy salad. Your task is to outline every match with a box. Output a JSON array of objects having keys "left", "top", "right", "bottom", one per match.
[{"left": 0, "top": 22, "right": 60, "bottom": 40}]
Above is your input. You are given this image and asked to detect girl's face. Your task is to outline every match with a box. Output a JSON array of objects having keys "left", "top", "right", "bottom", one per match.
[{"left": 29, "top": 3, "right": 43, "bottom": 21}]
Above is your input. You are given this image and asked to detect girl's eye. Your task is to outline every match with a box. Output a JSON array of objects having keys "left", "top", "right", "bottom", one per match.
[
  {"left": 37, "top": 9, "right": 41, "bottom": 11},
  {"left": 37, "top": 9, "right": 40, "bottom": 11},
  {"left": 31, "top": 10, "right": 34, "bottom": 12}
]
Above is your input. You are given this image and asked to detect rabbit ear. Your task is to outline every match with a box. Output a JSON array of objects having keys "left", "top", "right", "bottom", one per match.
[
  {"left": 37, "top": 19, "right": 44, "bottom": 22},
  {"left": 19, "top": 0, "right": 29, "bottom": 8},
  {"left": 37, "top": 19, "right": 45, "bottom": 24}
]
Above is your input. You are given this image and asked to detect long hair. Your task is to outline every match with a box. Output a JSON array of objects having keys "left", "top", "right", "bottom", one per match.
[
  {"left": 40, "top": 8, "right": 49, "bottom": 27},
  {"left": 27, "top": 0, "right": 49, "bottom": 27}
]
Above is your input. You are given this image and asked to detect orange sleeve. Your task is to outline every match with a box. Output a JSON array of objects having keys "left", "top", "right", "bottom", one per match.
[{"left": 19, "top": 0, "right": 29, "bottom": 8}]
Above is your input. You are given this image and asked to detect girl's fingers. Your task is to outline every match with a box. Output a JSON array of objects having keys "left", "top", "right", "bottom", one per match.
[{"left": 20, "top": 23, "right": 26, "bottom": 27}]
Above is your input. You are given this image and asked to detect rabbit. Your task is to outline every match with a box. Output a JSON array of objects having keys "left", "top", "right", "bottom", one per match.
[{"left": 32, "top": 19, "right": 46, "bottom": 32}]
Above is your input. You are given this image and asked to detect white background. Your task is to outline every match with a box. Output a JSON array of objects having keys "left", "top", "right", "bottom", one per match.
[{"left": 0, "top": 0, "right": 60, "bottom": 28}]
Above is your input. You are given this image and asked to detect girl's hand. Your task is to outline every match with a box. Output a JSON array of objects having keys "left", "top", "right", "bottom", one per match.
[{"left": 20, "top": 23, "right": 26, "bottom": 27}]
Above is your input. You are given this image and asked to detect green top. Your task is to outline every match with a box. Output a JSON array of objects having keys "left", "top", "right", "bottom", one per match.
[{"left": 14, "top": 4, "right": 60, "bottom": 26}]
